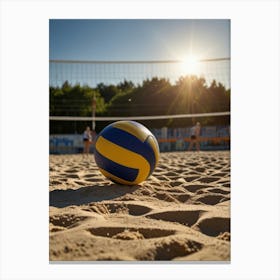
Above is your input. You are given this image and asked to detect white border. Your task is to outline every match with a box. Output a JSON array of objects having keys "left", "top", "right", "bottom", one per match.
[{"left": 1, "top": 1, "right": 279, "bottom": 280}]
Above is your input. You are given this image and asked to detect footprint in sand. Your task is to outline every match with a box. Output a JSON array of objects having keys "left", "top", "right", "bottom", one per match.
[
  {"left": 153, "top": 192, "right": 180, "bottom": 203},
  {"left": 195, "top": 194, "right": 229, "bottom": 205},
  {"left": 50, "top": 214, "right": 88, "bottom": 228},
  {"left": 103, "top": 202, "right": 152, "bottom": 216},
  {"left": 196, "top": 176, "right": 221, "bottom": 183},
  {"left": 184, "top": 176, "right": 201, "bottom": 182},
  {"left": 207, "top": 188, "right": 230, "bottom": 195},
  {"left": 194, "top": 216, "right": 230, "bottom": 237},
  {"left": 146, "top": 210, "right": 203, "bottom": 227},
  {"left": 64, "top": 174, "right": 80, "bottom": 179},
  {"left": 183, "top": 184, "right": 206, "bottom": 193}
]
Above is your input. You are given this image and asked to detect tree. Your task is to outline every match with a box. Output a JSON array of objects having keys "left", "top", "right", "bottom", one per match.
[{"left": 50, "top": 75, "right": 230, "bottom": 133}]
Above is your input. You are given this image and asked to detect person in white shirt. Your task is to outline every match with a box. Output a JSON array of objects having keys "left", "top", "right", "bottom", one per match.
[
  {"left": 83, "top": 126, "right": 92, "bottom": 156},
  {"left": 188, "top": 122, "right": 201, "bottom": 151}
]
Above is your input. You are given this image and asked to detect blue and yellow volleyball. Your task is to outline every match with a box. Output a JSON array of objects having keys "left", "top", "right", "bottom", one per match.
[{"left": 94, "top": 121, "right": 160, "bottom": 185}]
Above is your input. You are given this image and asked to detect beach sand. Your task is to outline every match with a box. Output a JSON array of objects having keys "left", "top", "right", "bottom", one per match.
[{"left": 49, "top": 151, "right": 230, "bottom": 261}]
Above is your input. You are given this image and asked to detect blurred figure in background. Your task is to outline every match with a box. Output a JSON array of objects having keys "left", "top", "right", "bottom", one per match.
[
  {"left": 83, "top": 126, "right": 92, "bottom": 157},
  {"left": 188, "top": 122, "right": 201, "bottom": 151}
]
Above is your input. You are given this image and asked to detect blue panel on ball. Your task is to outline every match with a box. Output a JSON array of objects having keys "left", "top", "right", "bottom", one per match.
[
  {"left": 94, "top": 149, "right": 138, "bottom": 182},
  {"left": 100, "top": 126, "right": 156, "bottom": 173}
]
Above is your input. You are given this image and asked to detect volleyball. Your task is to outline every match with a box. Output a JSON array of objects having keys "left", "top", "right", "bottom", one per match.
[{"left": 94, "top": 121, "right": 160, "bottom": 185}]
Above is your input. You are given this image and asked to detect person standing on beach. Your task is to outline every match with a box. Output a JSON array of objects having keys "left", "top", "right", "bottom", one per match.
[
  {"left": 83, "top": 126, "right": 92, "bottom": 157},
  {"left": 188, "top": 122, "right": 201, "bottom": 151}
]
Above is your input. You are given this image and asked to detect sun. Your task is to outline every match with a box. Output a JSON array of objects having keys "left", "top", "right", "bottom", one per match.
[{"left": 180, "top": 54, "right": 200, "bottom": 75}]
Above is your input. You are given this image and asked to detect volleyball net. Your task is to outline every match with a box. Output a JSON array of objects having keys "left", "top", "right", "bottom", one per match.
[
  {"left": 50, "top": 58, "right": 230, "bottom": 89},
  {"left": 49, "top": 58, "right": 230, "bottom": 153}
]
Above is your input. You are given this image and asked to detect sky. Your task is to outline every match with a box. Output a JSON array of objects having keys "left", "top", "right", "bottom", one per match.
[{"left": 49, "top": 19, "right": 230, "bottom": 61}]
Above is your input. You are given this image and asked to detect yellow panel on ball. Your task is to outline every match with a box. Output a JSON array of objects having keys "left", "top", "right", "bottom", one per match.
[{"left": 94, "top": 121, "right": 160, "bottom": 185}]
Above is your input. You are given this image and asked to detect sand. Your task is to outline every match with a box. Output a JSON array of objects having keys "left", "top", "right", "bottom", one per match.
[{"left": 49, "top": 151, "right": 230, "bottom": 261}]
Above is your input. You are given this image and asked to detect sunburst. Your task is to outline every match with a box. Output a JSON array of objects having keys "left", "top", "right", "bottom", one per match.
[{"left": 180, "top": 54, "right": 200, "bottom": 75}]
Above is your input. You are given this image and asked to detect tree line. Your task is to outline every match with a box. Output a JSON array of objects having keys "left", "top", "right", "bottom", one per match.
[{"left": 50, "top": 76, "right": 230, "bottom": 134}]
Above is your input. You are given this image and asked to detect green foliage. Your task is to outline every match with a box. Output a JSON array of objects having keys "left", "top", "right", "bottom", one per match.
[{"left": 50, "top": 76, "right": 230, "bottom": 133}]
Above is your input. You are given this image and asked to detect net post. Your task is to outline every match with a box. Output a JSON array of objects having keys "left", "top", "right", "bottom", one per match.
[{"left": 92, "top": 97, "right": 96, "bottom": 131}]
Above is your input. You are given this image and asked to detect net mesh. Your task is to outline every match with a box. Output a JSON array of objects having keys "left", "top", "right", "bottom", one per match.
[{"left": 50, "top": 58, "right": 230, "bottom": 89}]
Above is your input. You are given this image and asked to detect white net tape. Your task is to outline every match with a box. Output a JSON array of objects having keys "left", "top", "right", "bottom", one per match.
[{"left": 49, "top": 111, "right": 230, "bottom": 121}]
